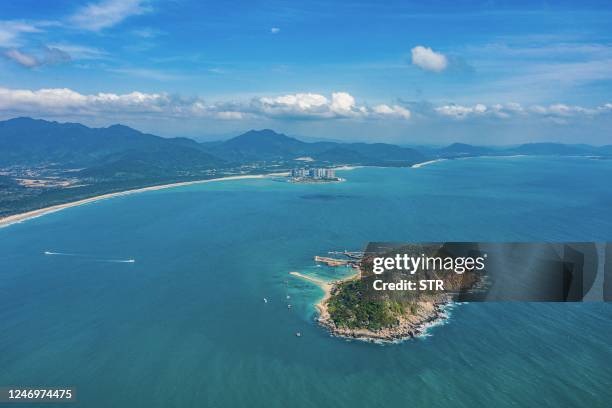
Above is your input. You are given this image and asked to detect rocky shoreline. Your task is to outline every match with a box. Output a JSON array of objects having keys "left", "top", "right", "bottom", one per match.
[
  {"left": 318, "top": 296, "right": 452, "bottom": 343},
  {"left": 290, "top": 270, "right": 453, "bottom": 343}
]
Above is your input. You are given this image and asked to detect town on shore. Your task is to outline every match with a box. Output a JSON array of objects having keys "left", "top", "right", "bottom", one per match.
[{"left": 289, "top": 167, "right": 344, "bottom": 183}]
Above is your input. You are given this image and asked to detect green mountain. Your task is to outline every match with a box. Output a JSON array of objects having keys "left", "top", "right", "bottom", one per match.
[
  {"left": 207, "top": 129, "right": 312, "bottom": 161},
  {"left": 207, "top": 129, "right": 426, "bottom": 166},
  {"left": 0, "top": 117, "right": 225, "bottom": 179}
]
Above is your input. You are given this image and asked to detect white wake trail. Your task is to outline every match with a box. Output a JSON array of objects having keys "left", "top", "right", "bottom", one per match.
[
  {"left": 44, "top": 251, "right": 78, "bottom": 256},
  {"left": 44, "top": 251, "right": 135, "bottom": 263}
]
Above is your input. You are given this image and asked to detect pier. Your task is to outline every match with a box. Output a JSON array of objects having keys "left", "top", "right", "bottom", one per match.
[{"left": 314, "top": 255, "right": 352, "bottom": 266}]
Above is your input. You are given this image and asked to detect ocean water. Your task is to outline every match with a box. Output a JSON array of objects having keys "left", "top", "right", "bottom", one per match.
[{"left": 1, "top": 156, "right": 611, "bottom": 407}]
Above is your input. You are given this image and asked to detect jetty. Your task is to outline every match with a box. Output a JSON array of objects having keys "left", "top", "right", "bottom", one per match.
[
  {"left": 314, "top": 255, "right": 353, "bottom": 267},
  {"left": 289, "top": 271, "right": 330, "bottom": 287}
]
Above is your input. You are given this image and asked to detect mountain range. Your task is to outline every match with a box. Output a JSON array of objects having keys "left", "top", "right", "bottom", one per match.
[
  {"left": 1, "top": 117, "right": 611, "bottom": 180},
  {"left": 1, "top": 117, "right": 610, "bottom": 218},
  {"left": 0, "top": 118, "right": 427, "bottom": 179}
]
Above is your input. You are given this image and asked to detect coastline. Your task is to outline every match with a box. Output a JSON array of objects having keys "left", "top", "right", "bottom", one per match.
[
  {"left": 0, "top": 173, "right": 289, "bottom": 229},
  {"left": 290, "top": 269, "right": 451, "bottom": 343},
  {"left": 0, "top": 164, "right": 396, "bottom": 229}
]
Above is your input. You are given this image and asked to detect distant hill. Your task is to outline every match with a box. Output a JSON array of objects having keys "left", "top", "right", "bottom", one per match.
[
  {"left": 435, "top": 143, "right": 498, "bottom": 158},
  {"left": 599, "top": 145, "right": 612, "bottom": 155},
  {"left": 427, "top": 142, "right": 611, "bottom": 158},
  {"left": 0, "top": 117, "right": 224, "bottom": 179},
  {"left": 509, "top": 143, "right": 597, "bottom": 156},
  {"left": 2, "top": 118, "right": 610, "bottom": 179},
  {"left": 206, "top": 129, "right": 426, "bottom": 166},
  {"left": 207, "top": 129, "right": 312, "bottom": 162}
]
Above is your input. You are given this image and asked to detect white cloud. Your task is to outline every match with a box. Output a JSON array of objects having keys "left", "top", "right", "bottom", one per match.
[
  {"left": 5, "top": 86, "right": 607, "bottom": 125},
  {"left": 47, "top": 43, "right": 107, "bottom": 60},
  {"left": 529, "top": 103, "right": 597, "bottom": 116},
  {"left": 3, "top": 47, "right": 71, "bottom": 68},
  {"left": 0, "top": 87, "right": 413, "bottom": 122},
  {"left": 435, "top": 102, "right": 611, "bottom": 121},
  {"left": 0, "top": 21, "right": 40, "bottom": 47},
  {"left": 330, "top": 92, "right": 356, "bottom": 114},
  {"left": 4, "top": 49, "right": 38, "bottom": 67},
  {"left": 372, "top": 104, "right": 411, "bottom": 119},
  {"left": 256, "top": 92, "right": 410, "bottom": 120},
  {"left": 260, "top": 93, "right": 328, "bottom": 111},
  {"left": 69, "top": 0, "right": 150, "bottom": 31},
  {"left": 270, "top": 27, "right": 280, "bottom": 34},
  {"left": 435, "top": 104, "right": 487, "bottom": 118},
  {"left": 411, "top": 45, "right": 448, "bottom": 72},
  {"left": 0, "top": 88, "right": 164, "bottom": 114},
  {"left": 108, "top": 68, "right": 187, "bottom": 81}
]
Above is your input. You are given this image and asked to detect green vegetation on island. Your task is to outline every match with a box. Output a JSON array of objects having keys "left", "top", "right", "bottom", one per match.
[{"left": 314, "top": 244, "right": 484, "bottom": 341}]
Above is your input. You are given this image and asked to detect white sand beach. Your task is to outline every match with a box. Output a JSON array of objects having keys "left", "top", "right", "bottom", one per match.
[
  {"left": 411, "top": 159, "right": 448, "bottom": 168},
  {"left": 0, "top": 173, "right": 286, "bottom": 229}
]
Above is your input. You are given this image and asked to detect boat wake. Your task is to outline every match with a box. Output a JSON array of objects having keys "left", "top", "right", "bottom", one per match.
[
  {"left": 44, "top": 251, "right": 78, "bottom": 256},
  {"left": 44, "top": 251, "right": 135, "bottom": 263}
]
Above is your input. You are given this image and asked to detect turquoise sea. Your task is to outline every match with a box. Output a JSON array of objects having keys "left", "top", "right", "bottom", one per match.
[{"left": 1, "top": 156, "right": 611, "bottom": 407}]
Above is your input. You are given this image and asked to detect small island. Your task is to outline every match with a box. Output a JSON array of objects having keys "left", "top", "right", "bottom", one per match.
[{"left": 291, "top": 246, "right": 483, "bottom": 342}]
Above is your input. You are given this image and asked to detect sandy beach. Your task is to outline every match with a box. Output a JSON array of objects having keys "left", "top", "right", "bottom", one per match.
[
  {"left": 0, "top": 166, "right": 355, "bottom": 230},
  {"left": 0, "top": 173, "right": 289, "bottom": 229},
  {"left": 289, "top": 270, "right": 359, "bottom": 322},
  {"left": 411, "top": 158, "right": 448, "bottom": 168}
]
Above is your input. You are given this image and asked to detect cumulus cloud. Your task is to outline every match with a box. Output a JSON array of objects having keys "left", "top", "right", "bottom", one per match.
[
  {"left": 0, "top": 88, "right": 167, "bottom": 115},
  {"left": 372, "top": 104, "right": 412, "bottom": 119},
  {"left": 435, "top": 103, "right": 489, "bottom": 118},
  {"left": 255, "top": 92, "right": 410, "bottom": 120},
  {"left": 270, "top": 27, "right": 280, "bottom": 34},
  {"left": 2, "top": 86, "right": 607, "bottom": 125},
  {"left": 528, "top": 103, "right": 598, "bottom": 116},
  {"left": 411, "top": 45, "right": 448, "bottom": 72},
  {"left": 0, "top": 87, "right": 412, "bottom": 121},
  {"left": 69, "top": 0, "right": 150, "bottom": 31},
  {"left": 435, "top": 102, "right": 611, "bottom": 120}
]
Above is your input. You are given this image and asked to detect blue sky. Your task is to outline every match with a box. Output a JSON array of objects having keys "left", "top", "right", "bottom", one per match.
[{"left": 1, "top": 0, "right": 611, "bottom": 144}]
